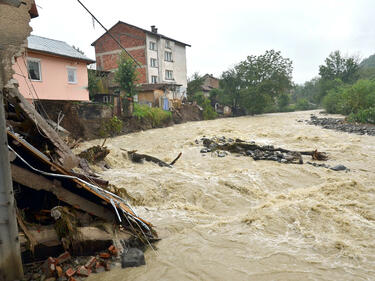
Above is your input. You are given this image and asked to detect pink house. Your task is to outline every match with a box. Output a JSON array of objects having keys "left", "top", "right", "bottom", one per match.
[{"left": 13, "top": 35, "right": 95, "bottom": 101}]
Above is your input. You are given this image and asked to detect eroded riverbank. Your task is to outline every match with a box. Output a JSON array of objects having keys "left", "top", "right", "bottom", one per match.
[{"left": 80, "top": 110, "right": 375, "bottom": 281}]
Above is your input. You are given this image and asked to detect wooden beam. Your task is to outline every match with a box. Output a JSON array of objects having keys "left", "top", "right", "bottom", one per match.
[
  {"left": 11, "top": 164, "right": 115, "bottom": 221},
  {"left": 6, "top": 88, "right": 78, "bottom": 169}
]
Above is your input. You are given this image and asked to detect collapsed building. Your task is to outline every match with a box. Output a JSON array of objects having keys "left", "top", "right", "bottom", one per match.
[{"left": 0, "top": 1, "right": 157, "bottom": 280}]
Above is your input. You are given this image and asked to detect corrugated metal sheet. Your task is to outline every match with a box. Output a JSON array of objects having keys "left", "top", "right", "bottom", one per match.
[{"left": 28, "top": 35, "right": 94, "bottom": 63}]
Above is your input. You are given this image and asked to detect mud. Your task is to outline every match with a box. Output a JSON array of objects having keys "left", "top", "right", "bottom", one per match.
[{"left": 79, "top": 110, "right": 375, "bottom": 281}]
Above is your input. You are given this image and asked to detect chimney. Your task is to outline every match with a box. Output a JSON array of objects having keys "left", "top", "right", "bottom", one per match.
[{"left": 151, "top": 25, "right": 158, "bottom": 33}]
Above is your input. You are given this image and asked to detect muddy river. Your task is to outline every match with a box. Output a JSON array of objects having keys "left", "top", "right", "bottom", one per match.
[{"left": 84, "top": 110, "right": 375, "bottom": 281}]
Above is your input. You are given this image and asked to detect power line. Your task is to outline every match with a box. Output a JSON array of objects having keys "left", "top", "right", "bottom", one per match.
[{"left": 76, "top": 0, "right": 142, "bottom": 68}]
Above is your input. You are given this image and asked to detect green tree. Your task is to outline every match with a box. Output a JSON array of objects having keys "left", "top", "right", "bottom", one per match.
[
  {"left": 191, "top": 91, "right": 217, "bottom": 120},
  {"left": 219, "top": 68, "right": 242, "bottom": 109},
  {"left": 277, "top": 93, "right": 291, "bottom": 111},
  {"left": 220, "top": 50, "right": 293, "bottom": 115},
  {"left": 187, "top": 73, "right": 205, "bottom": 100},
  {"left": 319, "top": 50, "right": 359, "bottom": 84},
  {"left": 114, "top": 52, "right": 139, "bottom": 97},
  {"left": 292, "top": 77, "right": 320, "bottom": 104},
  {"left": 87, "top": 69, "right": 99, "bottom": 99}
]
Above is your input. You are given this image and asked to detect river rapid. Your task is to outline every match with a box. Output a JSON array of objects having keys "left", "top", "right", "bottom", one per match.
[{"left": 84, "top": 110, "right": 375, "bottom": 281}]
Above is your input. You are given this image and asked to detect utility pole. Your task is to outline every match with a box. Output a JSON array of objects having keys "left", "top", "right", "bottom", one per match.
[{"left": 0, "top": 89, "right": 23, "bottom": 280}]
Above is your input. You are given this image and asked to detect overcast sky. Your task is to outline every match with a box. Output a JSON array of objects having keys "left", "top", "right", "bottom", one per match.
[{"left": 30, "top": 0, "right": 375, "bottom": 84}]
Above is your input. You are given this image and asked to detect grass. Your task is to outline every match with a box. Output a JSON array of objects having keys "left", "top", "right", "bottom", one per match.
[{"left": 133, "top": 103, "right": 172, "bottom": 127}]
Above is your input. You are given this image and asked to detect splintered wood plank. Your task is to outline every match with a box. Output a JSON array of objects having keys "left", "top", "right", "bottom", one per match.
[
  {"left": 11, "top": 164, "right": 115, "bottom": 221},
  {"left": 6, "top": 88, "right": 78, "bottom": 169}
]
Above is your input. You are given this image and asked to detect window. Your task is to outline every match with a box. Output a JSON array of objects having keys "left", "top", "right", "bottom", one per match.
[
  {"left": 27, "top": 58, "right": 41, "bottom": 81},
  {"left": 67, "top": 67, "right": 77, "bottom": 83},
  {"left": 150, "top": 58, "right": 158, "bottom": 68},
  {"left": 151, "top": 76, "right": 158, "bottom": 84},
  {"left": 164, "top": 51, "right": 172, "bottom": 62},
  {"left": 103, "top": 96, "right": 111, "bottom": 103},
  {"left": 165, "top": 70, "right": 173, "bottom": 80},
  {"left": 165, "top": 40, "right": 171, "bottom": 49},
  {"left": 149, "top": 41, "right": 156, "bottom": 50}
]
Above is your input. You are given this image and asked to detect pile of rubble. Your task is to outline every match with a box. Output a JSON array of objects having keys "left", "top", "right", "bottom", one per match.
[
  {"left": 308, "top": 114, "right": 375, "bottom": 136},
  {"left": 197, "top": 136, "right": 328, "bottom": 164},
  {"left": 23, "top": 244, "right": 145, "bottom": 281},
  {"left": 3, "top": 87, "right": 157, "bottom": 274}
]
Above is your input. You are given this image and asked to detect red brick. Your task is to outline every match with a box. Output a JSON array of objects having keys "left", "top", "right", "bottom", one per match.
[
  {"left": 93, "top": 22, "right": 148, "bottom": 81},
  {"left": 56, "top": 251, "right": 71, "bottom": 264},
  {"left": 42, "top": 257, "right": 56, "bottom": 277},
  {"left": 85, "top": 256, "right": 96, "bottom": 269},
  {"left": 76, "top": 265, "right": 91, "bottom": 277},
  {"left": 99, "top": 252, "right": 111, "bottom": 259},
  {"left": 108, "top": 245, "right": 118, "bottom": 256},
  {"left": 65, "top": 268, "right": 76, "bottom": 278}
]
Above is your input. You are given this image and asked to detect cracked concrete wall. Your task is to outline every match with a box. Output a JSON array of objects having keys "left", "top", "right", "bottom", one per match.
[{"left": 0, "top": 0, "right": 32, "bottom": 89}]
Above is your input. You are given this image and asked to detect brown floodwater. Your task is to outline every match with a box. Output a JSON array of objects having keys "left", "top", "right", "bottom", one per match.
[{"left": 83, "top": 110, "right": 375, "bottom": 281}]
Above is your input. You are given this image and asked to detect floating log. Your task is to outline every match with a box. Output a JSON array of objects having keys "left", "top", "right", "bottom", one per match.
[{"left": 126, "top": 150, "right": 182, "bottom": 168}]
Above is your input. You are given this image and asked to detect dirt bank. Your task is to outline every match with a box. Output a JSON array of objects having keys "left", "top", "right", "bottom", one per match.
[{"left": 35, "top": 101, "right": 203, "bottom": 140}]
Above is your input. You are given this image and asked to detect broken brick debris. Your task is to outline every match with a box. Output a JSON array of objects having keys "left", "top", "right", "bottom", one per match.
[
  {"left": 76, "top": 265, "right": 91, "bottom": 277},
  {"left": 65, "top": 268, "right": 76, "bottom": 278},
  {"left": 42, "top": 257, "right": 56, "bottom": 277},
  {"left": 99, "top": 252, "right": 111, "bottom": 259},
  {"left": 56, "top": 251, "right": 71, "bottom": 264},
  {"left": 108, "top": 245, "right": 118, "bottom": 256},
  {"left": 84, "top": 256, "right": 96, "bottom": 269}
]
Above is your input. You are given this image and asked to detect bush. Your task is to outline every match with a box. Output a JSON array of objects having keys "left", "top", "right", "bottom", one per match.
[
  {"left": 202, "top": 98, "right": 218, "bottom": 120},
  {"left": 133, "top": 103, "right": 172, "bottom": 127},
  {"left": 340, "top": 79, "right": 375, "bottom": 114},
  {"left": 347, "top": 107, "right": 375, "bottom": 124},
  {"left": 322, "top": 89, "right": 343, "bottom": 114},
  {"left": 277, "top": 93, "right": 290, "bottom": 111},
  {"left": 191, "top": 92, "right": 217, "bottom": 120},
  {"left": 322, "top": 79, "right": 375, "bottom": 116},
  {"left": 295, "top": 98, "right": 317, "bottom": 111},
  {"left": 100, "top": 116, "right": 123, "bottom": 137}
]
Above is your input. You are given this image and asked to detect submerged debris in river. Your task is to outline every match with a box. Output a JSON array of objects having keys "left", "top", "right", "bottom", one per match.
[
  {"left": 78, "top": 145, "right": 110, "bottom": 163},
  {"left": 123, "top": 149, "right": 182, "bottom": 168},
  {"left": 197, "top": 136, "right": 328, "bottom": 164}
]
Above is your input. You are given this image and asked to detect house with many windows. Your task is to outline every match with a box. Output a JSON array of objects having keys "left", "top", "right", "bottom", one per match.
[
  {"left": 13, "top": 35, "right": 95, "bottom": 102},
  {"left": 91, "top": 21, "right": 190, "bottom": 108}
]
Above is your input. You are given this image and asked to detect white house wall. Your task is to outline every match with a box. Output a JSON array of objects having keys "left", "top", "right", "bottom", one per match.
[{"left": 146, "top": 33, "right": 188, "bottom": 97}]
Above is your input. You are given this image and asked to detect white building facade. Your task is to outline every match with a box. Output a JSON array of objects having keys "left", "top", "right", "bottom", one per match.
[{"left": 145, "top": 28, "right": 189, "bottom": 99}]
